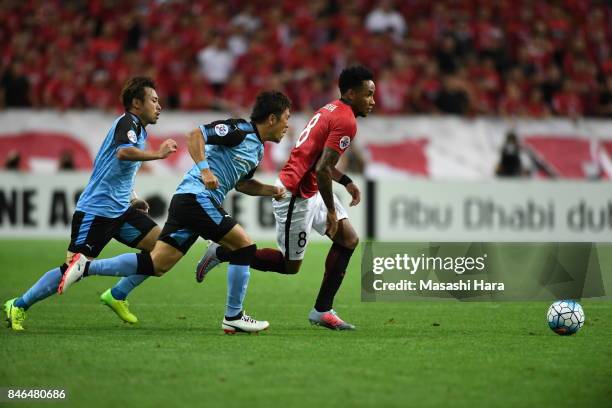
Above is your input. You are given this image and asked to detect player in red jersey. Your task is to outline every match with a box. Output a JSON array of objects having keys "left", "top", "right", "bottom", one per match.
[{"left": 196, "top": 66, "right": 375, "bottom": 330}]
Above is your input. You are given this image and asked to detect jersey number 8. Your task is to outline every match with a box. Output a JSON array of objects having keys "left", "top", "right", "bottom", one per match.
[{"left": 295, "top": 113, "right": 321, "bottom": 148}]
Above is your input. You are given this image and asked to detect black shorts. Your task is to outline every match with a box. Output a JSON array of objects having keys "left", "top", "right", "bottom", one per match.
[
  {"left": 159, "top": 193, "right": 237, "bottom": 254},
  {"left": 68, "top": 207, "right": 157, "bottom": 257}
]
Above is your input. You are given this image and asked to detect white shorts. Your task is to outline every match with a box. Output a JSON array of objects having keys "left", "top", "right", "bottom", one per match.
[{"left": 273, "top": 180, "right": 348, "bottom": 260}]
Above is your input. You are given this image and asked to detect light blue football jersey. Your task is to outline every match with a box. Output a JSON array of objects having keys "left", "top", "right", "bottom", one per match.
[
  {"left": 76, "top": 112, "right": 146, "bottom": 218},
  {"left": 175, "top": 119, "right": 264, "bottom": 204}
]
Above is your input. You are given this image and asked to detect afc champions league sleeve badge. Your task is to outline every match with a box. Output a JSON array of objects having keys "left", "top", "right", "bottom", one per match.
[
  {"left": 339, "top": 135, "right": 351, "bottom": 150},
  {"left": 127, "top": 129, "right": 138, "bottom": 143},
  {"left": 215, "top": 123, "right": 229, "bottom": 137}
]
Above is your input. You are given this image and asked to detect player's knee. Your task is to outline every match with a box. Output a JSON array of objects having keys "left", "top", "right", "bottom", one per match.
[
  {"left": 141, "top": 240, "right": 156, "bottom": 252},
  {"left": 340, "top": 234, "right": 359, "bottom": 250},
  {"left": 228, "top": 244, "right": 257, "bottom": 265},
  {"left": 150, "top": 257, "right": 171, "bottom": 276},
  {"left": 136, "top": 252, "right": 163, "bottom": 276},
  {"left": 153, "top": 265, "right": 169, "bottom": 276}
]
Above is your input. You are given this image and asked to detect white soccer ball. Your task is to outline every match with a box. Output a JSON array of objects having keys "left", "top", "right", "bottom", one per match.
[{"left": 546, "top": 300, "right": 585, "bottom": 335}]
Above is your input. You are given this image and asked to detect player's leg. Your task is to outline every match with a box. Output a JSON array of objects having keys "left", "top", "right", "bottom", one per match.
[
  {"left": 216, "top": 224, "right": 269, "bottom": 334},
  {"left": 61, "top": 237, "right": 185, "bottom": 294},
  {"left": 185, "top": 191, "right": 268, "bottom": 333},
  {"left": 60, "top": 194, "right": 203, "bottom": 295},
  {"left": 309, "top": 194, "right": 357, "bottom": 330},
  {"left": 315, "top": 219, "right": 359, "bottom": 310},
  {"left": 195, "top": 193, "right": 311, "bottom": 279},
  {"left": 100, "top": 210, "right": 160, "bottom": 323},
  {"left": 5, "top": 212, "right": 112, "bottom": 330}
]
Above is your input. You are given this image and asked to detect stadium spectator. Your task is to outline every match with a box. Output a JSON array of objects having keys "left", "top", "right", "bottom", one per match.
[
  {"left": 4, "top": 150, "right": 21, "bottom": 170},
  {"left": 552, "top": 80, "right": 584, "bottom": 118},
  {"left": 596, "top": 75, "right": 612, "bottom": 117},
  {"left": 0, "top": 0, "right": 610, "bottom": 117},
  {"left": 58, "top": 150, "right": 75, "bottom": 171},
  {"left": 376, "top": 68, "right": 409, "bottom": 114},
  {"left": 1, "top": 61, "right": 31, "bottom": 107},
  {"left": 496, "top": 131, "right": 527, "bottom": 177},
  {"left": 365, "top": 0, "right": 407, "bottom": 42},
  {"left": 231, "top": 4, "right": 261, "bottom": 33},
  {"left": 297, "top": 76, "right": 337, "bottom": 113},
  {"left": 412, "top": 60, "right": 441, "bottom": 112},
  {"left": 436, "top": 35, "right": 461, "bottom": 74},
  {"left": 197, "top": 35, "right": 237, "bottom": 94},
  {"left": 435, "top": 71, "right": 472, "bottom": 115},
  {"left": 178, "top": 69, "right": 215, "bottom": 110},
  {"left": 498, "top": 83, "right": 524, "bottom": 117},
  {"left": 524, "top": 88, "right": 551, "bottom": 118}
]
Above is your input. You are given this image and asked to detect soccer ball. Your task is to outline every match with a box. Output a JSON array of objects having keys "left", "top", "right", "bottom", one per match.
[{"left": 546, "top": 300, "right": 585, "bottom": 335}]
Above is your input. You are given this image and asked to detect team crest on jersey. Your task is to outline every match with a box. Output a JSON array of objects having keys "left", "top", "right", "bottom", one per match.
[
  {"left": 339, "top": 136, "right": 351, "bottom": 150},
  {"left": 215, "top": 123, "right": 229, "bottom": 136},
  {"left": 127, "top": 130, "right": 137, "bottom": 143}
]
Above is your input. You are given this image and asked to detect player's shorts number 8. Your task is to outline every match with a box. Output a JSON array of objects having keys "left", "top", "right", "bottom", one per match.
[
  {"left": 298, "top": 231, "right": 307, "bottom": 248},
  {"left": 295, "top": 113, "right": 321, "bottom": 148}
]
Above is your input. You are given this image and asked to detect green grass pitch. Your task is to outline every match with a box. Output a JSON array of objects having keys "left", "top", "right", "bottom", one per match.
[{"left": 1, "top": 239, "right": 611, "bottom": 408}]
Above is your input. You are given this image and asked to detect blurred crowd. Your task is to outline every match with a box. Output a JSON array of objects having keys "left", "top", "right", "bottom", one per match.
[{"left": 1, "top": 0, "right": 611, "bottom": 117}]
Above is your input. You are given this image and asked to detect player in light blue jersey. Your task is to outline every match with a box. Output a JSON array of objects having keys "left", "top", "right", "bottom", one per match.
[
  {"left": 59, "top": 91, "right": 292, "bottom": 334},
  {"left": 4, "top": 77, "right": 177, "bottom": 331}
]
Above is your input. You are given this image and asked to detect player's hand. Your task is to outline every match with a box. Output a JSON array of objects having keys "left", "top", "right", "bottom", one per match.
[
  {"left": 158, "top": 138, "right": 178, "bottom": 159},
  {"left": 130, "top": 198, "right": 149, "bottom": 213},
  {"left": 346, "top": 182, "right": 361, "bottom": 207},
  {"left": 201, "top": 168, "right": 219, "bottom": 189},
  {"left": 325, "top": 211, "right": 339, "bottom": 238},
  {"left": 272, "top": 186, "right": 286, "bottom": 200}
]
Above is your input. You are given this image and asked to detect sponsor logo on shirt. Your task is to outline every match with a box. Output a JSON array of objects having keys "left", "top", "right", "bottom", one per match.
[
  {"left": 339, "top": 135, "right": 351, "bottom": 150},
  {"left": 215, "top": 124, "right": 229, "bottom": 136},
  {"left": 323, "top": 103, "right": 337, "bottom": 112},
  {"left": 127, "top": 130, "right": 138, "bottom": 143}
]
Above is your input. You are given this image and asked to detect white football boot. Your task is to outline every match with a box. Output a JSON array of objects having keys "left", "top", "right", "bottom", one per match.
[{"left": 222, "top": 312, "right": 269, "bottom": 334}]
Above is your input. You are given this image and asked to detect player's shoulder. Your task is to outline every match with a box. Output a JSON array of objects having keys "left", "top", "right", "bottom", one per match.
[
  {"left": 205, "top": 118, "right": 251, "bottom": 137},
  {"left": 319, "top": 99, "right": 355, "bottom": 118},
  {"left": 320, "top": 100, "right": 356, "bottom": 132},
  {"left": 116, "top": 113, "right": 141, "bottom": 130},
  {"left": 113, "top": 113, "right": 141, "bottom": 143}
]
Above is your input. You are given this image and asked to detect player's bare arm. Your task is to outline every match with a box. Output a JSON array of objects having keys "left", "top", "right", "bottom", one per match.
[
  {"left": 187, "top": 128, "right": 219, "bottom": 189},
  {"left": 235, "top": 179, "right": 286, "bottom": 199},
  {"left": 116, "top": 139, "right": 177, "bottom": 161},
  {"left": 331, "top": 167, "right": 361, "bottom": 206},
  {"left": 316, "top": 146, "right": 341, "bottom": 237}
]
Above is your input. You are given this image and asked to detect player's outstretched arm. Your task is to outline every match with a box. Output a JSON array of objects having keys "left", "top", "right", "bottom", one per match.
[
  {"left": 316, "top": 147, "right": 341, "bottom": 237},
  {"left": 187, "top": 128, "right": 219, "bottom": 189},
  {"left": 235, "top": 179, "right": 285, "bottom": 199},
  {"left": 117, "top": 139, "right": 177, "bottom": 161},
  {"left": 331, "top": 167, "right": 361, "bottom": 207}
]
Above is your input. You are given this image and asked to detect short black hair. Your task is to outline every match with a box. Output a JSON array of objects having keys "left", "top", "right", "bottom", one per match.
[
  {"left": 121, "top": 76, "right": 156, "bottom": 110},
  {"left": 250, "top": 91, "right": 292, "bottom": 123},
  {"left": 338, "top": 65, "right": 374, "bottom": 94}
]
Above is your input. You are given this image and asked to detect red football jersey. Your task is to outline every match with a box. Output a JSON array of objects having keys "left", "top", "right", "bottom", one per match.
[{"left": 280, "top": 99, "right": 357, "bottom": 198}]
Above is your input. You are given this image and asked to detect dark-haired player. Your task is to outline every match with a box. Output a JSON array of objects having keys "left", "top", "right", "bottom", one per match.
[
  {"left": 59, "top": 91, "right": 292, "bottom": 334},
  {"left": 4, "top": 77, "right": 178, "bottom": 330},
  {"left": 197, "top": 66, "right": 375, "bottom": 330}
]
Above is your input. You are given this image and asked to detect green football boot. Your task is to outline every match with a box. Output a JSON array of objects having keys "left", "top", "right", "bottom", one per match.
[
  {"left": 100, "top": 289, "right": 138, "bottom": 324},
  {"left": 4, "top": 298, "right": 26, "bottom": 331}
]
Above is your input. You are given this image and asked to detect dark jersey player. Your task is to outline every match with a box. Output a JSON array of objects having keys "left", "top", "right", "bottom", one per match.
[
  {"left": 196, "top": 66, "right": 376, "bottom": 330},
  {"left": 4, "top": 77, "right": 178, "bottom": 331}
]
